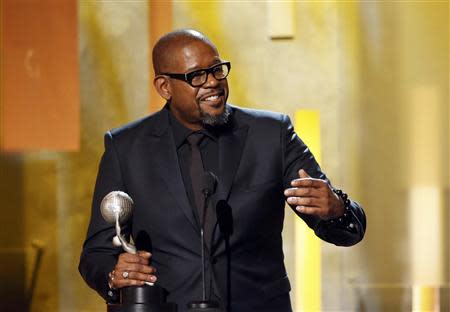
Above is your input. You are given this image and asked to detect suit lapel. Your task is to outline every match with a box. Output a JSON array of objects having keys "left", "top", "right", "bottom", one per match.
[
  {"left": 210, "top": 121, "right": 248, "bottom": 253},
  {"left": 140, "top": 109, "right": 200, "bottom": 233},
  {"left": 217, "top": 124, "right": 249, "bottom": 202}
]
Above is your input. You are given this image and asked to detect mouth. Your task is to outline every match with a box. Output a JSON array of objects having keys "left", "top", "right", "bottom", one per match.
[{"left": 199, "top": 90, "right": 225, "bottom": 107}]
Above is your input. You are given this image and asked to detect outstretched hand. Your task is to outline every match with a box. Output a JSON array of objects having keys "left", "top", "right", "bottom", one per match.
[
  {"left": 108, "top": 251, "right": 157, "bottom": 289},
  {"left": 284, "top": 169, "right": 345, "bottom": 220}
]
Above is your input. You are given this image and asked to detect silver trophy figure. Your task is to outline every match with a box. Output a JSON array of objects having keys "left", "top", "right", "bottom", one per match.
[
  {"left": 99, "top": 191, "right": 177, "bottom": 312},
  {"left": 100, "top": 191, "right": 138, "bottom": 254}
]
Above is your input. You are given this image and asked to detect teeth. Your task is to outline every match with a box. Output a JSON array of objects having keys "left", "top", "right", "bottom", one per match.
[{"left": 204, "top": 95, "right": 219, "bottom": 101}]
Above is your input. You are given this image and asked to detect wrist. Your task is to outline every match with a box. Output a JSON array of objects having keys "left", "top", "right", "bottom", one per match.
[{"left": 327, "top": 189, "right": 357, "bottom": 232}]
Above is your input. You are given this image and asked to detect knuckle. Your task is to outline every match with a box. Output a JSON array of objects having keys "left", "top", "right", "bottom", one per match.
[
  {"left": 139, "top": 264, "right": 149, "bottom": 273},
  {"left": 132, "top": 263, "right": 141, "bottom": 272},
  {"left": 134, "top": 272, "right": 144, "bottom": 281}
]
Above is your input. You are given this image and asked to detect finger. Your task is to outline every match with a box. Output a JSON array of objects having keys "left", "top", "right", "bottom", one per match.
[
  {"left": 284, "top": 187, "right": 322, "bottom": 198},
  {"left": 119, "top": 271, "right": 157, "bottom": 283},
  {"left": 291, "top": 178, "right": 324, "bottom": 188},
  {"left": 116, "top": 263, "right": 156, "bottom": 274},
  {"left": 119, "top": 253, "right": 149, "bottom": 265},
  {"left": 137, "top": 250, "right": 152, "bottom": 259},
  {"left": 112, "top": 278, "right": 147, "bottom": 289},
  {"left": 298, "top": 169, "right": 311, "bottom": 178},
  {"left": 286, "top": 196, "right": 322, "bottom": 207},
  {"left": 295, "top": 205, "right": 323, "bottom": 216}
]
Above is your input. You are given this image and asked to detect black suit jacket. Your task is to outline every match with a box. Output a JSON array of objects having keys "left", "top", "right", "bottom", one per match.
[{"left": 79, "top": 105, "right": 366, "bottom": 312}]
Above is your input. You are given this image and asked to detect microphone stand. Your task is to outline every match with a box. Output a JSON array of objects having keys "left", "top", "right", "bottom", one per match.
[{"left": 187, "top": 173, "right": 220, "bottom": 312}]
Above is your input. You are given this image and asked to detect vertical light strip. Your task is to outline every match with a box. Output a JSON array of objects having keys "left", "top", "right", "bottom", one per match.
[
  {"left": 412, "top": 285, "right": 440, "bottom": 312},
  {"left": 149, "top": 0, "right": 172, "bottom": 113},
  {"left": 266, "top": 1, "right": 295, "bottom": 39},
  {"left": 294, "top": 110, "right": 321, "bottom": 311},
  {"left": 408, "top": 86, "right": 444, "bottom": 311}
]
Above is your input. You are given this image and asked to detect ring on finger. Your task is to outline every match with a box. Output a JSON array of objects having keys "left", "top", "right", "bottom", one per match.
[
  {"left": 108, "top": 270, "right": 116, "bottom": 290},
  {"left": 122, "top": 271, "right": 129, "bottom": 279},
  {"left": 109, "top": 270, "right": 115, "bottom": 281}
]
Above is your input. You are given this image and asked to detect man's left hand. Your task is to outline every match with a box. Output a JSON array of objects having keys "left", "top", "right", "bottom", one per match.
[{"left": 284, "top": 169, "right": 345, "bottom": 220}]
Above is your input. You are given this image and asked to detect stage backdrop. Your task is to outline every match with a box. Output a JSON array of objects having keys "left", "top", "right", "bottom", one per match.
[{"left": 0, "top": 1, "right": 448, "bottom": 311}]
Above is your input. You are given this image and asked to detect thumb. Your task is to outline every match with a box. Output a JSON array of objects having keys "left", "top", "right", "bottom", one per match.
[{"left": 298, "top": 169, "right": 311, "bottom": 178}]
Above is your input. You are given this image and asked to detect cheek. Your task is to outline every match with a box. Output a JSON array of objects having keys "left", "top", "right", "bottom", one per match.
[
  {"left": 172, "top": 85, "right": 198, "bottom": 105},
  {"left": 221, "top": 81, "right": 229, "bottom": 96},
  {"left": 173, "top": 91, "right": 201, "bottom": 117}
]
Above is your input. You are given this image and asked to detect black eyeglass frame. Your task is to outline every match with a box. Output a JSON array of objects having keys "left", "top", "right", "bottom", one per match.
[{"left": 159, "top": 61, "right": 231, "bottom": 87}]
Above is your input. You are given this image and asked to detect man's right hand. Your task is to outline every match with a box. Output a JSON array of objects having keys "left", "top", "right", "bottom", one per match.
[{"left": 108, "top": 251, "right": 157, "bottom": 289}]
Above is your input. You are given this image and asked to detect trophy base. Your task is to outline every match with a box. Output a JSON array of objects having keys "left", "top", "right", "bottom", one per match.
[
  {"left": 107, "top": 284, "right": 177, "bottom": 312},
  {"left": 108, "top": 303, "right": 177, "bottom": 312},
  {"left": 187, "top": 300, "right": 221, "bottom": 311}
]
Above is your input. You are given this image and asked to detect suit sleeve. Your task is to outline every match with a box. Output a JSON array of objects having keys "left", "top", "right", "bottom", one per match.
[
  {"left": 281, "top": 114, "right": 366, "bottom": 246},
  {"left": 78, "top": 132, "right": 130, "bottom": 302}
]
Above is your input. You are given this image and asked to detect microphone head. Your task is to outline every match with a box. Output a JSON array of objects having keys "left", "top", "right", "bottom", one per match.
[
  {"left": 100, "top": 191, "right": 134, "bottom": 224},
  {"left": 135, "top": 230, "right": 153, "bottom": 252},
  {"left": 216, "top": 200, "right": 233, "bottom": 237},
  {"left": 202, "top": 171, "right": 218, "bottom": 195}
]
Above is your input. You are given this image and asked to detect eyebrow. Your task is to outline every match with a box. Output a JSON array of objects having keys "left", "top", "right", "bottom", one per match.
[{"left": 184, "top": 58, "right": 222, "bottom": 73}]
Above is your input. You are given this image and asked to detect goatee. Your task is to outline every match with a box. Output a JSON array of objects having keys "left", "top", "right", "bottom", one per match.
[{"left": 200, "top": 104, "right": 231, "bottom": 127}]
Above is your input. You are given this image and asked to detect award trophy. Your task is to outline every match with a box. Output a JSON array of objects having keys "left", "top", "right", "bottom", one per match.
[{"left": 100, "top": 191, "right": 177, "bottom": 312}]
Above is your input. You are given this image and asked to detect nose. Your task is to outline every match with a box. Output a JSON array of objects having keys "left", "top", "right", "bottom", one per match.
[{"left": 203, "top": 72, "right": 220, "bottom": 88}]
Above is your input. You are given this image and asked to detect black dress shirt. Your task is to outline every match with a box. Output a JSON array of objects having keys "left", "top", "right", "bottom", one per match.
[{"left": 169, "top": 111, "right": 220, "bottom": 227}]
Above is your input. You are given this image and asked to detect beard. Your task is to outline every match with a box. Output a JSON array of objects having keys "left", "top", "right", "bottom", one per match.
[{"left": 200, "top": 104, "right": 231, "bottom": 127}]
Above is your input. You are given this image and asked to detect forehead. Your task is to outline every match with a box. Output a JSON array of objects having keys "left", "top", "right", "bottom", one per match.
[{"left": 170, "top": 40, "right": 221, "bottom": 72}]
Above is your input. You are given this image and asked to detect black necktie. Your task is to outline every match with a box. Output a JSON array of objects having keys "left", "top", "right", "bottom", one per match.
[
  {"left": 187, "top": 132, "right": 216, "bottom": 250},
  {"left": 187, "top": 132, "right": 206, "bottom": 224}
]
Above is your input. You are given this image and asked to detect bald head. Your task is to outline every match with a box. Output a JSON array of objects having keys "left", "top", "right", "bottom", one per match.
[{"left": 152, "top": 29, "right": 217, "bottom": 75}]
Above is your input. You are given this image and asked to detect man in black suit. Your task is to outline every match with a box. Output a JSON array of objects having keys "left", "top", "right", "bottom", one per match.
[{"left": 79, "top": 29, "right": 366, "bottom": 312}]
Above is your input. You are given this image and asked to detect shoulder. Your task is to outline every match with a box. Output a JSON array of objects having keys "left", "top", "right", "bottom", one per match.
[
  {"left": 230, "top": 104, "right": 290, "bottom": 128},
  {"left": 107, "top": 108, "right": 169, "bottom": 142},
  {"left": 100, "top": 108, "right": 169, "bottom": 155}
]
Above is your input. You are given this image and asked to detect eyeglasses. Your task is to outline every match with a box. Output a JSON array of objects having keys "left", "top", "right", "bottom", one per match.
[{"left": 160, "top": 61, "right": 231, "bottom": 87}]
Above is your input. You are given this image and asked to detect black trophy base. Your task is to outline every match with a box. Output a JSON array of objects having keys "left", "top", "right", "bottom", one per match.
[
  {"left": 107, "top": 285, "right": 177, "bottom": 312},
  {"left": 108, "top": 303, "right": 177, "bottom": 312},
  {"left": 187, "top": 300, "right": 221, "bottom": 312}
]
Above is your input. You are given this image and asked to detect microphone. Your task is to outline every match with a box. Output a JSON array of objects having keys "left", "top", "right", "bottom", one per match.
[
  {"left": 216, "top": 200, "right": 233, "bottom": 238},
  {"left": 202, "top": 171, "right": 217, "bottom": 198}
]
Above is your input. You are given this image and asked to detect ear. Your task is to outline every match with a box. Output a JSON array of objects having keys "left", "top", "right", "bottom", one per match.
[{"left": 153, "top": 76, "right": 172, "bottom": 101}]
